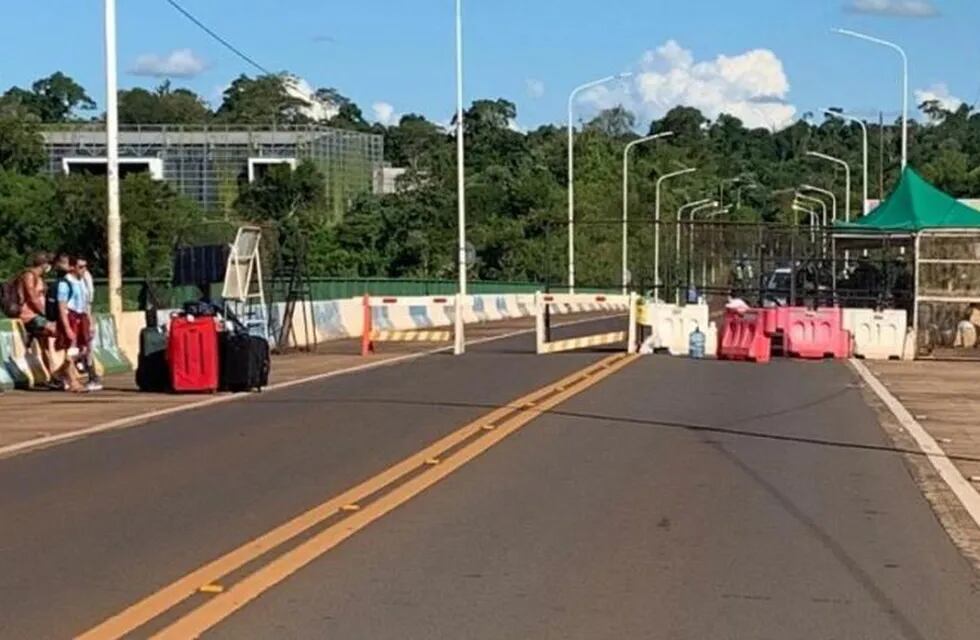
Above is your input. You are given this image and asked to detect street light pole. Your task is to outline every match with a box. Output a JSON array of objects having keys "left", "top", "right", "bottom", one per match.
[
  {"left": 807, "top": 151, "right": 851, "bottom": 222},
  {"left": 687, "top": 202, "right": 720, "bottom": 286},
  {"left": 834, "top": 28, "right": 908, "bottom": 170},
  {"left": 654, "top": 167, "right": 696, "bottom": 301},
  {"left": 104, "top": 0, "right": 122, "bottom": 319},
  {"left": 453, "top": 0, "right": 466, "bottom": 355},
  {"left": 567, "top": 72, "right": 632, "bottom": 292},
  {"left": 674, "top": 198, "right": 715, "bottom": 302},
  {"left": 622, "top": 131, "right": 673, "bottom": 294},
  {"left": 794, "top": 193, "right": 828, "bottom": 227},
  {"left": 825, "top": 109, "right": 869, "bottom": 214},
  {"left": 800, "top": 184, "right": 838, "bottom": 222}
]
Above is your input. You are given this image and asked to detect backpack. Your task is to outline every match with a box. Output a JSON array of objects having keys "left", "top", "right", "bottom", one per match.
[
  {"left": 1, "top": 275, "right": 22, "bottom": 318},
  {"left": 45, "top": 274, "right": 73, "bottom": 322}
]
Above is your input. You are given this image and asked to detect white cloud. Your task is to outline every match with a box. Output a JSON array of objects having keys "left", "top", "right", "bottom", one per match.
[
  {"left": 580, "top": 40, "right": 797, "bottom": 130},
  {"left": 372, "top": 101, "right": 400, "bottom": 126},
  {"left": 525, "top": 78, "right": 545, "bottom": 99},
  {"left": 915, "top": 83, "right": 964, "bottom": 112},
  {"left": 129, "top": 48, "right": 207, "bottom": 78},
  {"left": 507, "top": 118, "right": 527, "bottom": 133},
  {"left": 845, "top": 0, "right": 939, "bottom": 17}
]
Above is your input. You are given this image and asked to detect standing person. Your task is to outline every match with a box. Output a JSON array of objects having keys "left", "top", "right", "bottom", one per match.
[
  {"left": 16, "top": 252, "right": 58, "bottom": 378},
  {"left": 51, "top": 254, "right": 85, "bottom": 393},
  {"left": 73, "top": 257, "right": 102, "bottom": 391}
]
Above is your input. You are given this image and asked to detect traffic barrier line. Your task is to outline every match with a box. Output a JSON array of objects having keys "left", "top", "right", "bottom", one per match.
[
  {"left": 539, "top": 331, "right": 627, "bottom": 354},
  {"left": 849, "top": 359, "right": 980, "bottom": 531},
  {"left": 372, "top": 330, "right": 452, "bottom": 342},
  {"left": 79, "top": 352, "right": 636, "bottom": 639},
  {"left": 0, "top": 314, "right": 622, "bottom": 460}
]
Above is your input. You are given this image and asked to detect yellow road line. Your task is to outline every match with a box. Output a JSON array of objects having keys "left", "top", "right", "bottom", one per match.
[
  {"left": 151, "top": 353, "right": 636, "bottom": 639},
  {"left": 79, "top": 353, "right": 634, "bottom": 640}
]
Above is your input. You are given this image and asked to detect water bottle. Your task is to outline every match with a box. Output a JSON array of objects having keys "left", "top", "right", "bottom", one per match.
[{"left": 689, "top": 324, "right": 706, "bottom": 359}]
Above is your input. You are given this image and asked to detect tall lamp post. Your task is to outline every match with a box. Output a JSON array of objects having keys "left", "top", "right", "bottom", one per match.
[
  {"left": 834, "top": 28, "right": 908, "bottom": 170},
  {"left": 800, "top": 184, "right": 838, "bottom": 222},
  {"left": 104, "top": 0, "right": 122, "bottom": 319},
  {"left": 653, "top": 167, "right": 696, "bottom": 300},
  {"left": 825, "top": 109, "right": 869, "bottom": 214},
  {"left": 568, "top": 72, "right": 633, "bottom": 292},
  {"left": 794, "top": 193, "right": 828, "bottom": 227},
  {"left": 687, "top": 202, "right": 720, "bottom": 286},
  {"left": 675, "top": 198, "right": 716, "bottom": 301},
  {"left": 453, "top": 0, "right": 466, "bottom": 355},
  {"left": 621, "top": 131, "right": 673, "bottom": 294},
  {"left": 807, "top": 151, "right": 851, "bottom": 223}
]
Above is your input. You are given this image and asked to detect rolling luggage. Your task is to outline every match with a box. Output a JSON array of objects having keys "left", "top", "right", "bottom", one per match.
[
  {"left": 219, "top": 332, "right": 270, "bottom": 392},
  {"left": 135, "top": 326, "right": 170, "bottom": 392},
  {"left": 168, "top": 315, "right": 219, "bottom": 393}
]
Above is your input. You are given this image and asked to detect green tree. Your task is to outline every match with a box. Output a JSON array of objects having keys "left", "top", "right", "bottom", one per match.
[
  {"left": 0, "top": 104, "right": 44, "bottom": 173},
  {"left": 1, "top": 72, "right": 96, "bottom": 122},
  {"left": 118, "top": 82, "right": 211, "bottom": 124},
  {"left": 214, "top": 74, "right": 308, "bottom": 124},
  {"left": 55, "top": 174, "right": 204, "bottom": 278}
]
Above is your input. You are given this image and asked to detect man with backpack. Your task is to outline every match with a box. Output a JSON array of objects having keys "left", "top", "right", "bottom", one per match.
[
  {"left": 3, "top": 253, "right": 57, "bottom": 370},
  {"left": 48, "top": 253, "right": 86, "bottom": 393}
]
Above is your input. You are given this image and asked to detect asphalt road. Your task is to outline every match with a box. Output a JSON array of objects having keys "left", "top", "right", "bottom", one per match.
[{"left": 3, "top": 317, "right": 980, "bottom": 638}]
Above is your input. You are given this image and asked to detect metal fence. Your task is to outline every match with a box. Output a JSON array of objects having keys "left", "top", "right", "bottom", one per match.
[{"left": 915, "top": 230, "right": 980, "bottom": 355}]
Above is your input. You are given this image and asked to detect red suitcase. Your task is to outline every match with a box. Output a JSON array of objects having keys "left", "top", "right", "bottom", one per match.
[{"left": 168, "top": 315, "right": 219, "bottom": 393}]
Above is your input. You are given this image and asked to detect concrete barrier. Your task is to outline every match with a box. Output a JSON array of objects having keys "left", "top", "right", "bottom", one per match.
[
  {"left": 104, "top": 292, "right": 628, "bottom": 365},
  {"left": 91, "top": 314, "right": 133, "bottom": 374},
  {"left": 0, "top": 319, "right": 48, "bottom": 389},
  {"left": 843, "top": 308, "right": 908, "bottom": 360},
  {"left": 0, "top": 319, "right": 24, "bottom": 391}
]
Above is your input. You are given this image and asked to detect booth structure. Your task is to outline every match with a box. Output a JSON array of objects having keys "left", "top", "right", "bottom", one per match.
[{"left": 835, "top": 168, "right": 980, "bottom": 359}]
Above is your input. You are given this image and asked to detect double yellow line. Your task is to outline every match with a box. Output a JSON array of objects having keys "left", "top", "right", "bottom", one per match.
[{"left": 80, "top": 352, "right": 636, "bottom": 639}]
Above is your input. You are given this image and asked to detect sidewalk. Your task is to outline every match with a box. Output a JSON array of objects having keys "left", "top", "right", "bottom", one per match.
[
  {"left": 0, "top": 314, "right": 613, "bottom": 454},
  {"left": 859, "top": 358, "right": 980, "bottom": 569},
  {"left": 865, "top": 359, "right": 980, "bottom": 480}
]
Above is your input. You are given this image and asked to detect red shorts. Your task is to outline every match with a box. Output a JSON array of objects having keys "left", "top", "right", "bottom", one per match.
[{"left": 56, "top": 311, "right": 92, "bottom": 352}]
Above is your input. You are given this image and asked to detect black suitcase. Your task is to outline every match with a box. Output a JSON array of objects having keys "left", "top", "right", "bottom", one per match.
[
  {"left": 136, "top": 326, "right": 170, "bottom": 392},
  {"left": 219, "top": 332, "right": 270, "bottom": 392}
]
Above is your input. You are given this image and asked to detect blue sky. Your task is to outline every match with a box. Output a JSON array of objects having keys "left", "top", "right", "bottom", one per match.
[{"left": 1, "top": 0, "right": 977, "bottom": 130}]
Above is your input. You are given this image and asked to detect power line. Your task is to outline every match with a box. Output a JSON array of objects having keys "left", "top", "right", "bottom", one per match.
[{"left": 163, "top": 0, "right": 272, "bottom": 75}]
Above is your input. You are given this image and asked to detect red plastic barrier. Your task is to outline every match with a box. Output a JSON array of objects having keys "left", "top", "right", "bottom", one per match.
[
  {"left": 718, "top": 309, "right": 771, "bottom": 363},
  {"left": 763, "top": 307, "right": 790, "bottom": 337},
  {"left": 782, "top": 307, "right": 851, "bottom": 359}
]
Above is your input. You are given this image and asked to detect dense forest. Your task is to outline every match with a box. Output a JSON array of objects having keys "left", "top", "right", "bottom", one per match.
[{"left": 1, "top": 71, "right": 978, "bottom": 289}]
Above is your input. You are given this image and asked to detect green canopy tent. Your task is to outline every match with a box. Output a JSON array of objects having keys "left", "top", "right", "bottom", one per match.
[
  {"left": 834, "top": 168, "right": 980, "bottom": 355},
  {"left": 835, "top": 167, "right": 980, "bottom": 233}
]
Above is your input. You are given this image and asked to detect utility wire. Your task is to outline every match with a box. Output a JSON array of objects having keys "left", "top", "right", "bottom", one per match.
[{"left": 163, "top": 0, "right": 272, "bottom": 75}]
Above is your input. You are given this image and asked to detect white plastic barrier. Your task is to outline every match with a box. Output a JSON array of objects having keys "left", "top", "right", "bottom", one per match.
[
  {"left": 639, "top": 302, "right": 716, "bottom": 356},
  {"left": 843, "top": 308, "right": 908, "bottom": 360},
  {"left": 535, "top": 293, "right": 637, "bottom": 354}
]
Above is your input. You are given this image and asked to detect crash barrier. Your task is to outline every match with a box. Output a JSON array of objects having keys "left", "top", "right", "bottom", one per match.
[
  {"left": 0, "top": 319, "right": 50, "bottom": 389},
  {"left": 842, "top": 309, "right": 908, "bottom": 360},
  {"left": 0, "top": 319, "right": 22, "bottom": 391},
  {"left": 361, "top": 295, "right": 455, "bottom": 356},
  {"left": 91, "top": 313, "right": 133, "bottom": 374},
  {"left": 535, "top": 293, "right": 637, "bottom": 354},
  {"left": 718, "top": 309, "right": 772, "bottom": 363},
  {"left": 638, "top": 302, "right": 717, "bottom": 357},
  {"left": 780, "top": 307, "right": 851, "bottom": 360}
]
